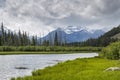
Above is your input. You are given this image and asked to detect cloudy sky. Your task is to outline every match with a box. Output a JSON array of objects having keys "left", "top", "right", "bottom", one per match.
[{"left": 0, "top": 0, "right": 120, "bottom": 36}]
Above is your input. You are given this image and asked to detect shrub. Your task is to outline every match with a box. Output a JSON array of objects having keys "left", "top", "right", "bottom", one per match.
[
  {"left": 100, "top": 41, "right": 120, "bottom": 60},
  {"left": 0, "top": 46, "right": 102, "bottom": 52}
]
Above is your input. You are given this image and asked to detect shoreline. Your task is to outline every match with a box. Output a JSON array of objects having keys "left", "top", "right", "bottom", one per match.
[
  {"left": 0, "top": 51, "right": 99, "bottom": 55},
  {"left": 12, "top": 57, "right": 120, "bottom": 80}
]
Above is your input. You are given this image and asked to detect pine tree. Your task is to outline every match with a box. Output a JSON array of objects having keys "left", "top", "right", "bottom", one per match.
[
  {"left": 31, "top": 36, "right": 37, "bottom": 46},
  {"left": 7, "top": 31, "right": 13, "bottom": 46},
  {"left": 1, "top": 22, "right": 5, "bottom": 45},
  {"left": 54, "top": 32, "right": 59, "bottom": 46},
  {"left": 18, "top": 30, "right": 22, "bottom": 46},
  {"left": 43, "top": 39, "right": 49, "bottom": 46},
  {"left": 48, "top": 33, "right": 52, "bottom": 46}
]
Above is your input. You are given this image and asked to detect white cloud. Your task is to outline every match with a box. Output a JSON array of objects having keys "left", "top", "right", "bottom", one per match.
[{"left": 0, "top": 0, "right": 120, "bottom": 36}]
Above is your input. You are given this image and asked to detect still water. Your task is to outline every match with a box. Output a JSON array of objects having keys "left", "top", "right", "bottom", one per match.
[{"left": 0, "top": 53, "right": 98, "bottom": 80}]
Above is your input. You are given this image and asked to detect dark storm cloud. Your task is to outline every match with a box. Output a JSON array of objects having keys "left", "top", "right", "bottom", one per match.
[
  {"left": 100, "top": 0, "right": 120, "bottom": 14},
  {"left": 0, "top": 0, "right": 6, "bottom": 7}
]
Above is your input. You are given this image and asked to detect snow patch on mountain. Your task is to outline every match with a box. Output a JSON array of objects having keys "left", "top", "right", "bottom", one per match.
[
  {"left": 41, "top": 26, "right": 105, "bottom": 43},
  {"left": 63, "top": 26, "right": 84, "bottom": 34}
]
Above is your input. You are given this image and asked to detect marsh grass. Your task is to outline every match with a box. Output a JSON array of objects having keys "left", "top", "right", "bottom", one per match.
[
  {"left": 12, "top": 58, "right": 120, "bottom": 80},
  {"left": 0, "top": 46, "right": 102, "bottom": 52},
  {"left": 0, "top": 46, "right": 102, "bottom": 55}
]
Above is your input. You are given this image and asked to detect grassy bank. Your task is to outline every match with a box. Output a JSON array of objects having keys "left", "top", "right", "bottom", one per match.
[
  {"left": 0, "top": 46, "right": 102, "bottom": 55},
  {"left": 0, "top": 46, "right": 102, "bottom": 52},
  {"left": 0, "top": 51, "right": 98, "bottom": 55},
  {"left": 0, "top": 51, "right": 69, "bottom": 55},
  {"left": 12, "top": 58, "right": 120, "bottom": 80}
]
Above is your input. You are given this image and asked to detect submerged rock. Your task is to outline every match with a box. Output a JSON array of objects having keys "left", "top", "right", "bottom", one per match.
[
  {"left": 105, "top": 67, "right": 120, "bottom": 71},
  {"left": 15, "top": 67, "right": 28, "bottom": 70},
  {"left": 53, "top": 60, "right": 62, "bottom": 62}
]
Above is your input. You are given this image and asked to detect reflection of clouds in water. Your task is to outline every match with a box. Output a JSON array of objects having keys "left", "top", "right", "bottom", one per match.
[
  {"left": 0, "top": 55, "right": 32, "bottom": 80},
  {"left": 0, "top": 53, "right": 98, "bottom": 80}
]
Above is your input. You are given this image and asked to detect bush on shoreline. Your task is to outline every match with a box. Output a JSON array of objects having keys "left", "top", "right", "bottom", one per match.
[{"left": 100, "top": 41, "right": 120, "bottom": 59}]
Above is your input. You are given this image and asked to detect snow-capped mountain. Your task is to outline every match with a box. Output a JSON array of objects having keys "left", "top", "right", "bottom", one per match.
[
  {"left": 63, "top": 26, "right": 84, "bottom": 34},
  {"left": 41, "top": 26, "right": 105, "bottom": 43}
]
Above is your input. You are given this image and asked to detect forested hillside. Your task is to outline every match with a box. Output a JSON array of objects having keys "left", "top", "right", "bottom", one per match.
[{"left": 68, "top": 25, "right": 120, "bottom": 47}]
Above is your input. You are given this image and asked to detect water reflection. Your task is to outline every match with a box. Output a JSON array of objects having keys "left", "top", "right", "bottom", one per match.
[{"left": 0, "top": 53, "right": 98, "bottom": 80}]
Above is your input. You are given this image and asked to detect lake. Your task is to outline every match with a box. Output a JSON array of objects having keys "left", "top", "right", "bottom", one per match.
[{"left": 0, "top": 53, "right": 98, "bottom": 80}]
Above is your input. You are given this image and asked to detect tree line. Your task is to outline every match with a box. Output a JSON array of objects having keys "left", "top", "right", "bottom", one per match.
[
  {"left": 67, "top": 25, "right": 120, "bottom": 47},
  {"left": 1, "top": 22, "right": 120, "bottom": 47},
  {"left": 0, "top": 23, "right": 66, "bottom": 46},
  {"left": 0, "top": 23, "right": 38, "bottom": 46}
]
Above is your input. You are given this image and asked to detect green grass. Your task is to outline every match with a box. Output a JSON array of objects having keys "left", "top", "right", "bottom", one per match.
[
  {"left": 0, "top": 46, "right": 102, "bottom": 52},
  {"left": 0, "top": 51, "right": 98, "bottom": 55},
  {"left": 0, "top": 51, "right": 68, "bottom": 55},
  {"left": 0, "top": 46, "right": 102, "bottom": 55},
  {"left": 12, "top": 58, "right": 120, "bottom": 80}
]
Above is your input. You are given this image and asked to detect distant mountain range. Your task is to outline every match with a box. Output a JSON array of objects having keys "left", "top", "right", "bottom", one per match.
[
  {"left": 70, "top": 25, "right": 120, "bottom": 47},
  {"left": 41, "top": 26, "right": 105, "bottom": 43}
]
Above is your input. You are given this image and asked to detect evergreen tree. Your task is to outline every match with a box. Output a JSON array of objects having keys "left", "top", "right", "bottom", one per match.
[
  {"left": 54, "top": 32, "right": 59, "bottom": 46},
  {"left": 1, "top": 22, "right": 5, "bottom": 45},
  {"left": 31, "top": 36, "right": 37, "bottom": 46},
  {"left": 43, "top": 40, "right": 49, "bottom": 46}
]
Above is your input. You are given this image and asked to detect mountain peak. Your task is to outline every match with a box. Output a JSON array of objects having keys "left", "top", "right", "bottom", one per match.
[
  {"left": 41, "top": 26, "right": 105, "bottom": 43},
  {"left": 63, "top": 26, "right": 84, "bottom": 34},
  {"left": 56, "top": 27, "right": 63, "bottom": 31}
]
